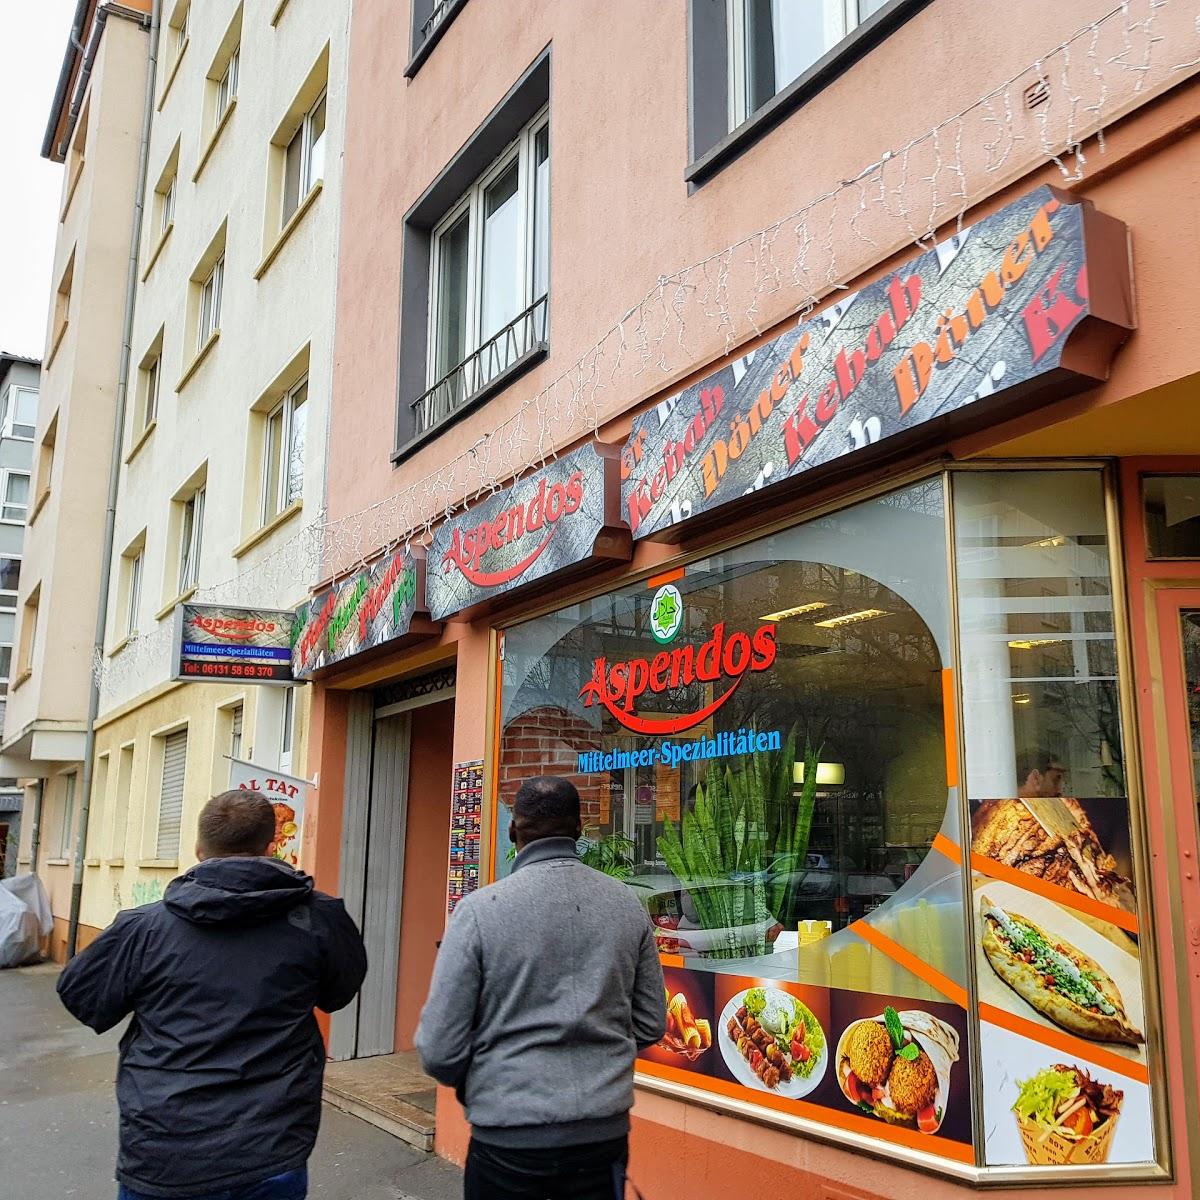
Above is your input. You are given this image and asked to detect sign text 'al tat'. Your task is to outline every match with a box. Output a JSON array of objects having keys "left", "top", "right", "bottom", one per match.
[
  {"left": 228, "top": 757, "right": 311, "bottom": 869},
  {"left": 292, "top": 549, "right": 427, "bottom": 678},
  {"left": 622, "top": 186, "right": 1134, "bottom": 540},
  {"left": 172, "top": 603, "right": 296, "bottom": 685},
  {"left": 427, "top": 442, "right": 630, "bottom": 620}
]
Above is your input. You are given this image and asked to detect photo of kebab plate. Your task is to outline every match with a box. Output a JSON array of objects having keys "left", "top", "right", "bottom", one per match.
[
  {"left": 719, "top": 987, "right": 827, "bottom": 1098},
  {"left": 836, "top": 1007, "right": 959, "bottom": 1134},
  {"left": 979, "top": 893, "right": 1143, "bottom": 1046},
  {"left": 657, "top": 987, "right": 712, "bottom": 1061}
]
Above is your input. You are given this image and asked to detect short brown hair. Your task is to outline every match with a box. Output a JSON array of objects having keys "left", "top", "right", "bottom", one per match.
[{"left": 197, "top": 790, "right": 276, "bottom": 857}]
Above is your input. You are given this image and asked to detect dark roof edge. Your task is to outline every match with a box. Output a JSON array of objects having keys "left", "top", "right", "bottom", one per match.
[{"left": 42, "top": 0, "right": 93, "bottom": 161}]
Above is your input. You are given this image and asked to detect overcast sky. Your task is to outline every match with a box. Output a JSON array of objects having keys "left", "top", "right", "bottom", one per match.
[{"left": 0, "top": 1, "right": 75, "bottom": 359}]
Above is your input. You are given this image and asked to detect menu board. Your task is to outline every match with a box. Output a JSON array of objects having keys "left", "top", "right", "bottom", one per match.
[
  {"left": 447, "top": 759, "right": 484, "bottom": 915},
  {"left": 641, "top": 965, "right": 973, "bottom": 1164}
]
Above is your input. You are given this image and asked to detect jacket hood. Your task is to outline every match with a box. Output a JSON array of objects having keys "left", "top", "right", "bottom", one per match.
[{"left": 164, "top": 857, "right": 313, "bottom": 925}]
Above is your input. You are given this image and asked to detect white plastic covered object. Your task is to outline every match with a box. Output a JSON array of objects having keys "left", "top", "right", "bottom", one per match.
[{"left": 0, "top": 874, "right": 52, "bottom": 968}]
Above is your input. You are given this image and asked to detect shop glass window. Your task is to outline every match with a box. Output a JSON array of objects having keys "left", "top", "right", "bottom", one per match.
[
  {"left": 422, "top": 111, "right": 549, "bottom": 435},
  {"left": 1142, "top": 474, "right": 1200, "bottom": 559},
  {"left": 262, "top": 378, "right": 307, "bottom": 523},
  {"left": 495, "top": 469, "right": 1159, "bottom": 1173},
  {"left": 1182, "top": 611, "right": 1200, "bottom": 808},
  {"left": 283, "top": 91, "right": 326, "bottom": 223},
  {"left": 1, "top": 471, "right": 30, "bottom": 523},
  {"left": 727, "top": 0, "right": 885, "bottom": 129}
]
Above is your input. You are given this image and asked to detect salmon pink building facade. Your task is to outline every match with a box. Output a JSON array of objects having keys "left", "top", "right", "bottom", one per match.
[{"left": 301, "top": 1, "right": 1200, "bottom": 1195}]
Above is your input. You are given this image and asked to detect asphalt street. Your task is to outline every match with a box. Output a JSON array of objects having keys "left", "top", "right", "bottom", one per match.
[{"left": 0, "top": 962, "right": 462, "bottom": 1200}]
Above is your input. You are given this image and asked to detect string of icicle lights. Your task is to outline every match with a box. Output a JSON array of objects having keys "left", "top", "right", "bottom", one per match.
[{"left": 96, "top": 0, "right": 1200, "bottom": 704}]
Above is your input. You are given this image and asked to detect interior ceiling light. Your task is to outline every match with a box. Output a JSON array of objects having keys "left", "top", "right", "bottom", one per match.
[
  {"left": 760, "top": 601, "right": 829, "bottom": 622},
  {"left": 1025, "top": 534, "right": 1067, "bottom": 549},
  {"left": 1007, "top": 637, "right": 1067, "bottom": 650},
  {"left": 814, "top": 608, "right": 888, "bottom": 629}
]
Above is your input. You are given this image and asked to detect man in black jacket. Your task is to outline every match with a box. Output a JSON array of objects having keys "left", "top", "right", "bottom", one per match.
[{"left": 57, "top": 790, "right": 367, "bottom": 1200}]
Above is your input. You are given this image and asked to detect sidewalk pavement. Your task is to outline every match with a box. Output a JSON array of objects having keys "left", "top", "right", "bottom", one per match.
[{"left": 0, "top": 962, "right": 462, "bottom": 1200}]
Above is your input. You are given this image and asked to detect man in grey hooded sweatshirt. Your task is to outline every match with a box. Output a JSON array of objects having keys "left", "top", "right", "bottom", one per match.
[{"left": 416, "top": 775, "right": 666, "bottom": 1199}]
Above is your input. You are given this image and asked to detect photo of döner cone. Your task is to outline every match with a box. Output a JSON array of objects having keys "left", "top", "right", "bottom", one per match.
[
  {"left": 837, "top": 1008, "right": 959, "bottom": 1134},
  {"left": 658, "top": 988, "right": 711, "bottom": 1060}
]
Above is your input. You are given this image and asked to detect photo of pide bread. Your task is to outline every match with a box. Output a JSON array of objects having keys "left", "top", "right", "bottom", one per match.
[{"left": 979, "top": 892, "right": 1143, "bottom": 1046}]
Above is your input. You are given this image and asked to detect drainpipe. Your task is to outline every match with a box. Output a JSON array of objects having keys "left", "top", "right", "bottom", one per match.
[
  {"left": 29, "top": 778, "right": 45, "bottom": 875},
  {"left": 66, "top": 0, "right": 160, "bottom": 959}
]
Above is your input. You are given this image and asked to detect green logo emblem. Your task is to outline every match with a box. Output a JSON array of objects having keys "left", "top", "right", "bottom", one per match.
[{"left": 649, "top": 583, "right": 683, "bottom": 644}]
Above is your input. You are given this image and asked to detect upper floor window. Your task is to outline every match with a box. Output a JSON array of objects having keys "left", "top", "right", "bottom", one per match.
[
  {"left": 197, "top": 256, "right": 224, "bottom": 347},
  {"left": 407, "top": 0, "right": 468, "bottom": 75},
  {"left": 178, "top": 485, "right": 205, "bottom": 594},
  {"left": 688, "top": 0, "right": 926, "bottom": 183},
  {"left": 423, "top": 112, "right": 549, "bottom": 436},
  {"left": 161, "top": 0, "right": 192, "bottom": 104},
  {"left": 123, "top": 544, "right": 145, "bottom": 638},
  {"left": 262, "top": 377, "right": 307, "bottom": 523},
  {"left": 1, "top": 472, "right": 29, "bottom": 524},
  {"left": 2, "top": 386, "right": 38, "bottom": 439},
  {"left": 0, "top": 556, "right": 20, "bottom": 611},
  {"left": 728, "top": 0, "right": 887, "bottom": 128},
  {"left": 216, "top": 48, "right": 239, "bottom": 124},
  {"left": 283, "top": 91, "right": 326, "bottom": 224}
]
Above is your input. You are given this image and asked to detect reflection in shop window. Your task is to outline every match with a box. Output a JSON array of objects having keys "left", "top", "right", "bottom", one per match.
[
  {"left": 498, "top": 478, "right": 965, "bottom": 1004},
  {"left": 1142, "top": 474, "right": 1200, "bottom": 559}
]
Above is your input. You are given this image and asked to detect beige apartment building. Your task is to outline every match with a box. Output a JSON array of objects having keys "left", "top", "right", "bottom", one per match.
[
  {"left": 4, "top": 1, "right": 152, "bottom": 957},
  {"left": 12, "top": 0, "right": 349, "bottom": 956}
]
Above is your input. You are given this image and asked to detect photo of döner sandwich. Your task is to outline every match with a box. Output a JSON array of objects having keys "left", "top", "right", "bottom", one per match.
[
  {"left": 836, "top": 1007, "right": 959, "bottom": 1133},
  {"left": 980, "top": 892, "right": 1143, "bottom": 1046}
]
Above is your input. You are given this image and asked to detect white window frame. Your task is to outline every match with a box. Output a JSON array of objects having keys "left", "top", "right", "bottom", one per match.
[
  {"left": 261, "top": 376, "right": 307, "bottom": 524},
  {"left": 178, "top": 486, "right": 205, "bottom": 594},
  {"left": 126, "top": 550, "right": 144, "bottom": 637},
  {"left": 2, "top": 386, "right": 38, "bottom": 440},
  {"left": 0, "top": 642, "right": 12, "bottom": 694},
  {"left": 215, "top": 48, "right": 239, "bottom": 123},
  {"left": 0, "top": 469, "right": 31, "bottom": 524},
  {"left": 143, "top": 354, "right": 161, "bottom": 430},
  {"left": 57, "top": 772, "right": 77, "bottom": 858},
  {"left": 426, "top": 107, "right": 549, "bottom": 391},
  {"left": 197, "top": 256, "right": 223, "bottom": 347},
  {"left": 0, "top": 553, "right": 18, "bottom": 612},
  {"left": 175, "top": 5, "right": 190, "bottom": 55},
  {"left": 726, "top": 0, "right": 872, "bottom": 130},
  {"left": 161, "top": 175, "right": 176, "bottom": 236},
  {"left": 283, "top": 89, "right": 327, "bottom": 224},
  {"left": 280, "top": 686, "right": 296, "bottom": 773}
]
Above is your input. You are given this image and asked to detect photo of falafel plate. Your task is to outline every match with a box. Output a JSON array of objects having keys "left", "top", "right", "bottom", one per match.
[
  {"left": 718, "top": 987, "right": 827, "bottom": 1098},
  {"left": 836, "top": 1007, "right": 959, "bottom": 1134}
]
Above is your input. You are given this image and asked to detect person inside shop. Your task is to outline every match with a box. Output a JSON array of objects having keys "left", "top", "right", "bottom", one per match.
[
  {"left": 416, "top": 774, "right": 667, "bottom": 1200},
  {"left": 1017, "top": 749, "right": 1068, "bottom": 798},
  {"left": 56, "top": 790, "right": 368, "bottom": 1200}
]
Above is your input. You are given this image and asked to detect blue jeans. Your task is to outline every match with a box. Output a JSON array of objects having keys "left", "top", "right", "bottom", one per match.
[{"left": 118, "top": 1168, "right": 307, "bottom": 1200}]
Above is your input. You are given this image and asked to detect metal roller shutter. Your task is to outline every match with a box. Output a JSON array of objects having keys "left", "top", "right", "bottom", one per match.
[{"left": 156, "top": 729, "right": 188, "bottom": 859}]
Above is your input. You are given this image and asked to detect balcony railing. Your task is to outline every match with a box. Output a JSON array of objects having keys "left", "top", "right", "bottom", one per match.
[{"left": 412, "top": 294, "right": 548, "bottom": 440}]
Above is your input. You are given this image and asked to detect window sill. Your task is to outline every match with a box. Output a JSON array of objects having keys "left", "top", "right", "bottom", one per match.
[
  {"left": 141, "top": 222, "right": 173, "bottom": 281},
  {"left": 28, "top": 488, "right": 50, "bottom": 526},
  {"left": 176, "top": 330, "right": 220, "bottom": 392},
  {"left": 404, "top": 0, "right": 470, "bottom": 78},
  {"left": 685, "top": 0, "right": 933, "bottom": 187},
  {"left": 138, "top": 858, "right": 178, "bottom": 869},
  {"left": 45, "top": 319, "right": 68, "bottom": 370},
  {"left": 233, "top": 500, "right": 303, "bottom": 559},
  {"left": 270, "top": 0, "right": 291, "bottom": 25},
  {"left": 193, "top": 98, "right": 237, "bottom": 182},
  {"left": 393, "top": 341, "right": 548, "bottom": 466},
  {"left": 158, "top": 40, "right": 188, "bottom": 111},
  {"left": 156, "top": 585, "right": 197, "bottom": 622},
  {"left": 11, "top": 669, "right": 31, "bottom": 693},
  {"left": 126, "top": 418, "right": 157, "bottom": 464},
  {"left": 45, "top": 857, "right": 71, "bottom": 867},
  {"left": 109, "top": 634, "right": 133, "bottom": 658},
  {"left": 255, "top": 180, "right": 323, "bottom": 280},
  {"left": 85, "top": 857, "right": 101, "bottom": 867},
  {"left": 106, "top": 858, "right": 125, "bottom": 867}
]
